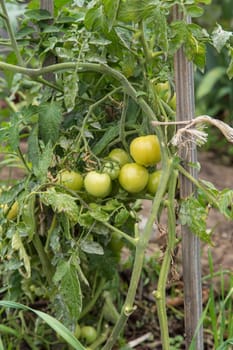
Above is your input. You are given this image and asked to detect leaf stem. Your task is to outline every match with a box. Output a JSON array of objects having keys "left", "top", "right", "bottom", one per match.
[
  {"left": 0, "top": 0, "right": 24, "bottom": 66},
  {"left": 32, "top": 234, "right": 54, "bottom": 283},
  {"left": 176, "top": 163, "right": 217, "bottom": 205}
]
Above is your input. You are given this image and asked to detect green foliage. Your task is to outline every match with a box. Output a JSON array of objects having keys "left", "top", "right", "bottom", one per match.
[{"left": 0, "top": 0, "right": 232, "bottom": 349}]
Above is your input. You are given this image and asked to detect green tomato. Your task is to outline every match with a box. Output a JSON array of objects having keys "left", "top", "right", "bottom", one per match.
[
  {"left": 84, "top": 171, "right": 112, "bottom": 198},
  {"left": 130, "top": 135, "right": 161, "bottom": 166},
  {"left": 102, "top": 161, "right": 120, "bottom": 180},
  {"left": 147, "top": 170, "right": 162, "bottom": 195},
  {"left": 57, "top": 170, "right": 83, "bottom": 191},
  {"left": 108, "top": 148, "right": 131, "bottom": 167},
  {"left": 74, "top": 324, "right": 81, "bottom": 339},
  {"left": 154, "top": 81, "right": 171, "bottom": 102},
  {"left": 109, "top": 232, "right": 124, "bottom": 257},
  {"left": 169, "top": 93, "right": 176, "bottom": 111},
  {"left": 119, "top": 163, "right": 149, "bottom": 193},
  {"left": 80, "top": 326, "right": 97, "bottom": 345}
]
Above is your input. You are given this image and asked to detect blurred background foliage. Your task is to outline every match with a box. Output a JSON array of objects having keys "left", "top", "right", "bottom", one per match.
[{"left": 195, "top": 0, "right": 233, "bottom": 163}]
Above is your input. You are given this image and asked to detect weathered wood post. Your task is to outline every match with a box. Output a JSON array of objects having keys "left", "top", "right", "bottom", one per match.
[{"left": 173, "top": 5, "right": 204, "bottom": 350}]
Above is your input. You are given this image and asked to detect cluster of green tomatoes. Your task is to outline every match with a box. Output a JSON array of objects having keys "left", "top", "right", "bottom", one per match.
[{"left": 57, "top": 135, "right": 162, "bottom": 198}]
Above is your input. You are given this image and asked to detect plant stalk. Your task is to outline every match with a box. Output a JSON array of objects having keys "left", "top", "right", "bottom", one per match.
[
  {"left": 102, "top": 159, "right": 173, "bottom": 350},
  {"left": 153, "top": 169, "right": 178, "bottom": 350},
  {"left": 0, "top": 0, "right": 24, "bottom": 66}
]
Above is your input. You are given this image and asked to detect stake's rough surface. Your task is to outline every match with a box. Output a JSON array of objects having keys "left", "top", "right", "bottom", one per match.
[{"left": 173, "top": 6, "right": 204, "bottom": 350}]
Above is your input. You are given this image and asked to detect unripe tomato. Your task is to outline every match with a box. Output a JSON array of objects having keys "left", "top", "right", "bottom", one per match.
[
  {"left": 147, "top": 170, "right": 162, "bottom": 195},
  {"left": 5, "top": 201, "right": 19, "bottom": 220},
  {"left": 130, "top": 135, "right": 161, "bottom": 166},
  {"left": 119, "top": 163, "right": 149, "bottom": 193},
  {"left": 74, "top": 324, "right": 81, "bottom": 339},
  {"left": 108, "top": 148, "right": 131, "bottom": 167},
  {"left": 109, "top": 232, "right": 124, "bottom": 257},
  {"left": 57, "top": 170, "right": 83, "bottom": 191},
  {"left": 154, "top": 81, "right": 171, "bottom": 101},
  {"left": 80, "top": 325, "right": 97, "bottom": 344},
  {"left": 169, "top": 93, "right": 176, "bottom": 111},
  {"left": 102, "top": 161, "right": 120, "bottom": 180},
  {"left": 84, "top": 171, "right": 112, "bottom": 198}
]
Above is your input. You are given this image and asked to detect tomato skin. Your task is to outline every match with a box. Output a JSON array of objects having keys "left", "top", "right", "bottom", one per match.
[
  {"left": 57, "top": 170, "right": 83, "bottom": 191},
  {"left": 108, "top": 148, "right": 131, "bottom": 167},
  {"left": 169, "top": 93, "right": 176, "bottom": 111},
  {"left": 102, "top": 161, "right": 120, "bottom": 180},
  {"left": 154, "top": 81, "right": 171, "bottom": 101},
  {"left": 84, "top": 171, "right": 112, "bottom": 198},
  {"left": 130, "top": 135, "right": 161, "bottom": 166},
  {"left": 80, "top": 326, "right": 97, "bottom": 344},
  {"left": 119, "top": 163, "right": 149, "bottom": 193},
  {"left": 74, "top": 324, "right": 81, "bottom": 339},
  {"left": 147, "top": 170, "right": 162, "bottom": 195}
]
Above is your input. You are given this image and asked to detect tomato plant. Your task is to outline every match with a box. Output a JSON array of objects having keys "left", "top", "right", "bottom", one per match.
[
  {"left": 0, "top": 1, "right": 232, "bottom": 350},
  {"left": 130, "top": 135, "right": 161, "bottom": 166}
]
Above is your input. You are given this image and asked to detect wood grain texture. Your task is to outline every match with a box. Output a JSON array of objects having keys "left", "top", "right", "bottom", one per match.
[{"left": 173, "top": 5, "right": 203, "bottom": 350}]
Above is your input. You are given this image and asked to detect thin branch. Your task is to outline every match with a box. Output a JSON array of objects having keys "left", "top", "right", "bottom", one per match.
[{"left": 0, "top": 0, "right": 24, "bottom": 66}]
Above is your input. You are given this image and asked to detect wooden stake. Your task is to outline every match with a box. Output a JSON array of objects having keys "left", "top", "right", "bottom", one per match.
[{"left": 173, "top": 5, "right": 203, "bottom": 349}]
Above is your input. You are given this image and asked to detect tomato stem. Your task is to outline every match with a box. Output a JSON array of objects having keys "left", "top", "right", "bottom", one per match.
[
  {"left": 102, "top": 158, "right": 173, "bottom": 350},
  {"left": 153, "top": 169, "right": 178, "bottom": 350}
]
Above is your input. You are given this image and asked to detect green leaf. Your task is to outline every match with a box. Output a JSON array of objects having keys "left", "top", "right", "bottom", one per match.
[
  {"left": 179, "top": 197, "right": 212, "bottom": 244},
  {"left": 196, "top": 67, "right": 226, "bottom": 99},
  {"left": 80, "top": 240, "right": 104, "bottom": 255},
  {"left": 227, "top": 48, "right": 233, "bottom": 80},
  {"left": 212, "top": 24, "right": 232, "bottom": 53},
  {"left": 53, "top": 261, "right": 82, "bottom": 319},
  {"left": 22, "top": 194, "right": 36, "bottom": 241},
  {"left": 102, "top": 0, "right": 120, "bottom": 30},
  {"left": 89, "top": 203, "right": 110, "bottom": 222},
  {"left": 92, "top": 124, "right": 120, "bottom": 155},
  {"left": 0, "top": 301, "right": 86, "bottom": 350},
  {"left": 169, "top": 21, "right": 187, "bottom": 54},
  {"left": 186, "top": 5, "right": 204, "bottom": 18},
  {"left": 11, "top": 231, "right": 31, "bottom": 278},
  {"left": 117, "top": 0, "right": 158, "bottom": 23},
  {"left": 33, "top": 142, "right": 53, "bottom": 182},
  {"left": 153, "top": 8, "right": 168, "bottom": 53},
  {"left": 38, "top": 102, "right": 62, "bottom": 145},
  {"left": 84, "top": 4, "right": 105, "bottom": 31},
  {"left": 184, "top": 35, "right": 206, "bottom": 70},
  {"left": 64, "top": 72, "right": 79, "bottom": 112},
  {"left": 25, "top": 9, "right": 52, "bottom": 21},
  {"left": 40, "top": 189, "right": 79, "bottom": 224},
  {"left": 114, "top": 208, "right": 130, "bottom": 227},
  {"left": 28, "top": 125, "right": 40, "bottom": 170},
  {"left": 217, "top": 189, "right": 233, "bottom": 220},
  {"left": 9, "top": 114, "right": 20, "bottom": 151}
]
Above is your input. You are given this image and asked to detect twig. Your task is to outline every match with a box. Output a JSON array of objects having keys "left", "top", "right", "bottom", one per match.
[{"left": 127, "top": 332, "right": 153, "bottom": 348}]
